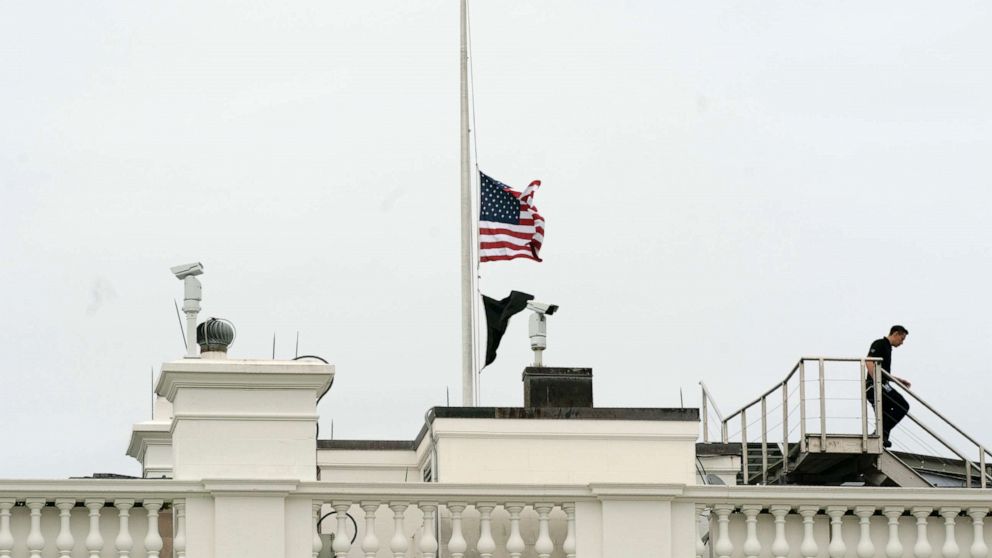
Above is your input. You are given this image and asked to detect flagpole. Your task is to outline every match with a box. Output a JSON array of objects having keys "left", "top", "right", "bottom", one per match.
[{"left": 459, "top": 0, "right": 476, "bottom": 407}]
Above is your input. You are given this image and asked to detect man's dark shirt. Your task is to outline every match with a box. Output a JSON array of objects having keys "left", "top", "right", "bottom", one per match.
[{"left": 867, "top": 337, "right": 892, "bottom": 385}]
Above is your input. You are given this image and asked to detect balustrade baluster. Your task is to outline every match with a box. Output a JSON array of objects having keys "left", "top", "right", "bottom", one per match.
[
  {"left": 969, "top": 507, "right": 990, "bottom": 558},
  {"left": 712, "top": 504, "right": 734, "bottom": 558},
  {"left": 940, "top": 507, "right": 961, "bottom": 558},
  {"left": 447, "top": 502, "right": 468, "bottom": 558},
  {"left": 476, "top": 502, "right": 497, "bottom": 558},
  {"left": 534, "top": 503, "right": 554, "bottom": 558},
  {"left": 85, "top": 499, "right": 105, "bottom": 558},
  {"left": 360, "top": 501, "right": 380, "bottom": 558},
  {"left": 331, "top": 501, "right": 353, "bottom": 557},
  {"left": 769, "top": 505, "right": 791, "bottom": 558},
  {"left": 855, "top": 506, "right": 876, "bottom": 558},
  {"left": 694, "top": 505, "right": 707, "bottom": 558},
  {"left": 114, "top": 499, "right": 134, "bottom": 558},
  {"left": 418, "top": 502, "right": 439, "bottom": 558},
  {"left": 506, "top": 503, "right": 526, "bottom": 558},
  {"left": 910, "top": 507, "right": 932, "bottom": 558},
  {"left": 883, "top": 506, "right": 904, "bottom": 558},
  {"left": 826, "top": 506, "right": 847, "bottom": 558},
  {"left": 144, "top": 500, "right": 164, "bottom": 558},
  {"left": 741, "top": 505, "right": 762, "bottom": 558},
  {"left": 55, "top": 499, "right": 75, "bottom": 558},
  {"left": 173, "top": 500, "right": 187, "bottom": 558},
  {"left": 563, "top": 503, "right": 577, "bottom": 558},
  {"left": 25, "top": 498, "right": 45, "bottom": 558},
  {"left": 0, "top": 499, "right": 13, "bottom": 558},
  {"left": 798, "top": 506, "right": 819, "bottom": 557},
  {"left": 389, "top": 502, "right": 409, "bottom": 558},
  {"left": 312, "top": 501, "right": 324, "bottom": 558}
]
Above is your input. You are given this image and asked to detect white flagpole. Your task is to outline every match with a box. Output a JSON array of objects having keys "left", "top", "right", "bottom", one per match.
[{"left": 459, "top": 0, "right": 476, "bottom": 407}]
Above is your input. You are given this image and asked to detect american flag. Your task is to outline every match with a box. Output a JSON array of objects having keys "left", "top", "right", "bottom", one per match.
[{"left": 479, "top": 171, "right": 545, "bottom": 262}]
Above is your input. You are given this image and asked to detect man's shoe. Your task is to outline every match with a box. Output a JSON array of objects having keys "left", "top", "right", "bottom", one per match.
[{"left": 883, "top": 440, "right": 893, "bottom": 448}]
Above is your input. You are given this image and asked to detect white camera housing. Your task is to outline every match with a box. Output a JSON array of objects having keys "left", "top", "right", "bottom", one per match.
[
  {"left": 526, "top": 301, "right": 559, "bottom": 315},
  {"left": 171, "top": 262, "right": 204, "bottom": 279}
]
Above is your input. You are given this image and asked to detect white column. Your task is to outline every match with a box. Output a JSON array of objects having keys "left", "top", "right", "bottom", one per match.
[
  {"left": 313, "top": 502, "right": 324, "bottom": 558},
  {"left": 0, "top": 499, "right": 13, "bottom": 558},
  {"left": 361, "top": 501, "right": 380, "bottom": 558},
  {"left": 563, "top": 503, "right": 577, "bottom": 558},
  {"left": 969, "top": 507, "right": 989, "bottom": 558},
  {"left": 447, "top": 503, "right": 468, "bottom": 558},
  {"left": 115, "top": 499, "right": 134, "bottom": 558},
  {"left": 389, "top": 502, "right": 409, "bottom": 558},
  {"left": 55, "top": 499, "right": 75, "bottom": 558},
  {"left": 85, "top": 499, "right": 106, "bottom": 558},
  {"left": 883, "top": 507, "right": 904, "bottom": 558},
  {"left": 712, "top": 504, "right": 734, "bottom": 558},
  {"left": 25, "top": 498, "right": 45, "bottom": 558},
  {"left": 741, "top": 505, "right": 762, "bottom": 558},
  {"left": 419, "top": 502, "right": 439, "bottom": 558},
  {"left": 694, "top": 505, "right": 707, "bottom": 558},
  {"left": 331, "top": 502, "right": 353, "bottom": 558},
  {"left": 144, "top": 500, "right": 164, "bottom": 558},
  {"left": 476, "top": 503, "right": 496, "bottom": 558},
  {"left": 506, "top": 503, "right": 526, "bottom": 558},
  {"left": 798, "top": 506, "right": 819, "bottom": 558},
  {"left": 535, "top": 503, "right": 555, "bottom": 558},
  {"left": 911, "top": 507, "right": 932, "bottom": 558},
  {"left": 855, "top": 506, "right": 875, "bottom": 558},
  {"left": 173, "top": 500, "right": 187, "bottom": 558},
  {"left": 769, "top": 505, "right": 791, "bottom": 558},
  {"left": 940, "top": 507, "right": 961, "bottom": 558},
  {"left": 826, "top": 506, "right": 847, "bottom": 558}
]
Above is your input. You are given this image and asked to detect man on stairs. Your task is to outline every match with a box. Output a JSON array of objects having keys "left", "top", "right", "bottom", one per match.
[{"left": 865, "top": 325, "right": 911, "bottom": 448}]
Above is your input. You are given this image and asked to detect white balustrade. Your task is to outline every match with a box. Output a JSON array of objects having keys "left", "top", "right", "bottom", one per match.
[
  {"left": 712, "top": 504, "right": 734, "bottom": 558},
  {"left": 562, "top": 502, "right": 577, "bottom": 558},
  {"left": 419, "top": 502, "right": 439, "bottom": 558},
  {"left": 827, "top": 506, "right": 847, "bottom": 558},
  {"left": 534, "top": 503, "right": 554, "bottom": 558},
  {"left": 970, "top": 507, "right": 990, "bottom": 558},
  {"left": 25, "top": 498, "right": 44, "bottom": 558},
  {"left": 361, "top": 501, "right": 380, "bottom": 558},
  {"left": 174, "top": 500, "right": 187, "bottom": 558},
  {"left": 447, "top": 502, "right": 468, "bottom": 558},
  {"left": 770, "top": 505, "right": 791, "bottom": 558},
  {"left": 115, "top": 499, "right": 135, "bottom": 558},
  {"left": 0, "top": 499, "right": 12, "bottom": 558},
  {"left": 741, "top": 504, "right": 762, "bottom": 558},
  {"left": 389, "top": 502, "right": 409, "bottom": 558},
  {"left": 476, "top": 502, "right": 497, "bottom": 558},
  {"left": 506, "top": 503, "right": 526, "bottom": 558},
  {"left": 883, "top": 506, "right": 904, "bottom": 558},
  {"left": 85, "top": 499, "right": 105, "bottom": 558},
  {"left": 695, "top": 505, "right": 707, "bottom": 558},
  {"left": 331, "top": 501, "right": 353, "bottom": 557},
  {"left": 941, "top": 507, "right": 961, "bottom": 558},
  {"left": 313, "top": 501, "right": 324, "bottom": 558},
  {"left": 855, "top": 506, "right": 876, "bottom": 558},
  {"left": 144, "top": 500, "right": 163, "bottom": 558},
  {"left": 55, "top": 499, "right": 74, "bottom": 558},
  {"left": 911, "top": 506, "right": 932, "bottom": 558},
  {"left": 798, "top": 505, "right": 819, "bottom": 558}
]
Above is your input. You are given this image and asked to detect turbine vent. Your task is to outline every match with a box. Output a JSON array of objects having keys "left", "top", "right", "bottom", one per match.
[{"left": 196, "top": 317, "right": 236, "bottom": 357}]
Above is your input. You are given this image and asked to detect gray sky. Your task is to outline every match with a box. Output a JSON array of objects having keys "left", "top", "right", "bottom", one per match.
[{"left": 2, "top": 1, "right": 991, "bottom": 479}]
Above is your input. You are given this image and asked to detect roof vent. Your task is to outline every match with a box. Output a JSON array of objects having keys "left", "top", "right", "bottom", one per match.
[{"left": 196, "top": 318, "right": 235, "bottom": 357}]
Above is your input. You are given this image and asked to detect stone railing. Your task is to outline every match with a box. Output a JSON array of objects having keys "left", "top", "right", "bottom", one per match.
[
  {"left": 688, "top": 484, "right": 992, "bottom": 557},
  {"left": 0, "top": 479, "right": 199, "bottom": 558}
]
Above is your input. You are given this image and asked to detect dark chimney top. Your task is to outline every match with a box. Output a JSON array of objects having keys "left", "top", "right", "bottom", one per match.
[{"left": 522, "top": 367, "right": 593, "bottom": 408}]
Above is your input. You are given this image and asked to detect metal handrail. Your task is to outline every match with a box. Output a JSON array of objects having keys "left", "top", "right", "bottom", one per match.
[{"left": 699, "top": 381, "right": 726, "bottom": 443}]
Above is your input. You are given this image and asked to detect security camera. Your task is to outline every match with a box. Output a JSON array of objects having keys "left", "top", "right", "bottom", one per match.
[
  {"left": 526, "top": 301, "right": 559, "bottom": 315},
  {"left": 170, "top": 262, "right": 204, "bottom": 279}
]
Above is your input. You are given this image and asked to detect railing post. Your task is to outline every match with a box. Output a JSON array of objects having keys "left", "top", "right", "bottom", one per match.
[
  {"left": 702, "top": 386, "right": 709, "bottom": 443},
  {"left": 860, "top": 359, "right": 869, "bottom": 452},
  {"left": 818, "top": 358, "right": 827, "bottom": 452},
  {"left": 144, "top": 500, "right": 164, "bottom": 558},
  {"left": 0, "top": 499, "right": 14, "bottom": 558},
  {"left": 741, "top": 408, "right": 750, "bottom": 484},
  {"left": 761, "top": 396, "right": 768, "bottom": 484},
  {"left": 799, "top": 360, "right": 807, "bottom": 453},
  {"left": 782, "top": 382, "right": 790, "bottom": 476},
  {"left": 563, "top": 503, "right": 577, "bottom": 558},
  {"left": 982, "top": 447, "right": 988, "bottom": 489},
  {"left": 875, "top": 367, "right": 884, "bottom": 445}
]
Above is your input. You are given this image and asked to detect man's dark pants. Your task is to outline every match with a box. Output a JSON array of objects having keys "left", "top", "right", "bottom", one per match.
[{"left": 866, "top": 382, "right": 909, "bottom": 443}]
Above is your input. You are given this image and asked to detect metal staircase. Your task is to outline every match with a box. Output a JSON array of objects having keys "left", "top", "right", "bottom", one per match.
[{"left": 701, "top": 358, "right": 992, "bottom": 488}]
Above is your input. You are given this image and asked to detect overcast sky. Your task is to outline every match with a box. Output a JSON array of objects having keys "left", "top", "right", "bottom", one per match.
[{"left": 2, "top": 1, "right": 991, "bottom": 479}]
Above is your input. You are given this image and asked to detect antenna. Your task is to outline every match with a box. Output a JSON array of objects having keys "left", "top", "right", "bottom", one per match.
[
  {"left": 173, "top": 299, "right": 187, "bottom": 351},
  {"left": 446, "top": 387, "right": 450, "bottom": 406},
  {"left": 680, "top": 387, "right": 685, "bottom": 408},
  {"left": 331, "top": 420, "right": 334, "bottom": 440},
  {"left": 295, "top": 331, "right": 300, "bottom": 359},
  {"left": 150, "top": 365, "right": 155, "bottom": 420},
  {"left": 272, "top": 332, "right": 276, "bottom": 359}
]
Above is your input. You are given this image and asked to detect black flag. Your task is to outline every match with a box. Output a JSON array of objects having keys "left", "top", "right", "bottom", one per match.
[{"left": 482, "top": 290, "right": 534, "bottom": 367}]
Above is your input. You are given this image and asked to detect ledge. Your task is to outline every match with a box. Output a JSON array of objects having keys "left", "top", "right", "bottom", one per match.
[
  {"left": 318, "top": 440, "right": 416, "bottom": 451},
  {"left": 156, "top": 359, "right": 335, "bottom": 401}
]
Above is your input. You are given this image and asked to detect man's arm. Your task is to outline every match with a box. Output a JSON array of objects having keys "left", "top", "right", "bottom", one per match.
[{"left": 866, "top": 359, "right": 876, "bottom": 381}]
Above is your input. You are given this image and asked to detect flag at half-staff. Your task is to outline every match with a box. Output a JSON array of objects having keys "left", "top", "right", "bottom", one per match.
[{"left": 479, "top": 172, "right": 545, "bottom": 262}]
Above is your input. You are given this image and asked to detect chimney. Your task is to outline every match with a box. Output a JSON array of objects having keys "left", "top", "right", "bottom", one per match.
[
  {"left": 196, "top": 318, "right": 235, "bottom": 359},
  {"left": 522, "top": 367, "right": 593, "bottom": 408}
]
